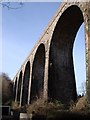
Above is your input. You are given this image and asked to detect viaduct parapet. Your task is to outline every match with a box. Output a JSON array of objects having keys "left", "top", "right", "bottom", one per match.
[{"left": 13, "top": 2, "right": 90, "bottom": 107}]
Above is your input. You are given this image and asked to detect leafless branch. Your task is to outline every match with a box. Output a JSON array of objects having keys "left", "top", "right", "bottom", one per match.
[{"left": 0, "top": 1, "right": 23, "bottom": 10}]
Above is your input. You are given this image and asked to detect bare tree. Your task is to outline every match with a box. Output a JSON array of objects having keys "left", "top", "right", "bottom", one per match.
[
  {"left": 0, "top": 73, "right": 13, "bottom": 105},
  {"left": 0, "top": 0, "right": 23, "bottom": 10},
  {"left": 79, "top": 81, "right": 86, "bottom": 96}
]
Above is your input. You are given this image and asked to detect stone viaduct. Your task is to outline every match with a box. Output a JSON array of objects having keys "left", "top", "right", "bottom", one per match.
[{"left": 13, "top": 2, "right": 90, "bottom": 107}]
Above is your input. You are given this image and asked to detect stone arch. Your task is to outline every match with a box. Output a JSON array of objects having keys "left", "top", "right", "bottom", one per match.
[
  {"left": 13, "top": 77, "right": 17, "bottom": 100},
  {"left": 21, "top": 61, "right": 30, "bottom": 106},
  {"left": 17, "top": 71, "right": 22, "bottom": 102},
  {"left": 48, "top": 5, "right": 84, "bottom": 104},
  {"left": 30, "top": 43, "right": 45, "bottom": 103}
]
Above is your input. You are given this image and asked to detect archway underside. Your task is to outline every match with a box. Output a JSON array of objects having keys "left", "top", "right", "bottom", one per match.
[
  {"left": 22, "top": 61, "right": 30, "bottom": 106},
  {"left": 14, "top": 78, "right": 17, "bottom": 100},
  {"left": 48, "top": 5, "right": 84, "bottom": 104},
  {"left": 17, "top": 71, "right": 22, "bottom": 102},
  {"left": 30, "top": 44, "right": 45, "bottom": 103}
]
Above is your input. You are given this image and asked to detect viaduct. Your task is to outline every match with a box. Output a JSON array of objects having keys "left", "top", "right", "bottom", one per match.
[{"left": 13, "top": 1, "right": 90, "bottom": 107}]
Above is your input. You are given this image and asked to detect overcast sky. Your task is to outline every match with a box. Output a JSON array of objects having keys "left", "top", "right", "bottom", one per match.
[{"left": 2, "top": 2, "right": 86, "bottom": 94}]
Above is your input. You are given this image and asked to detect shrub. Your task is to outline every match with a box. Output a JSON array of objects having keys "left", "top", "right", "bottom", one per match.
[
  {"left": 11, "top": 101, "right": 20, "bottom": 110},
  {"left": 27, "top": 98, "right": 64, "bottom": 116},
  {"left": 69, "top": 96, "right": 89, "bottom": 112}
]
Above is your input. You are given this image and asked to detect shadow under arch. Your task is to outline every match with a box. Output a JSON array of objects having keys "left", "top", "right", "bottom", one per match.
[
  {"left": 13, "top": 77, "right": 17, "bottom": 100},
  {"left": 17, "top": 71, "right": 22, "bottom": 102},
  {"left": 21, "top": 61, "right": 30, "bottom": 106},
  {"left": 30, "top": 43, "right": 45, "bottom": 104},
  {"left": 48, "top": 5, "right": 84, "bottom": 104}
]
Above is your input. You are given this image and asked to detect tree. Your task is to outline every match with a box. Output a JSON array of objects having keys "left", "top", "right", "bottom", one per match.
[
  {"left": 79, "top": 81, "right": 86, "bottom": 96},
  {"left": 0, "top": 73, "right": 13, "bottom": 105},
  {"left": 0, "top": 0, "right": 23, "bottom": 10},
  {"left": 81, "top": 81, "right": 86, "bottom": 96}
]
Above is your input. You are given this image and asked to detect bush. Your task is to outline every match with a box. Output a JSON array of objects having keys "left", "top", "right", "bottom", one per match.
[
  {"left": 69, "top": 96, "right": 89, "bottom": 112},
  {"left": 27, "top": 98, "right": 64, "bottom": 116},
  {"left": 11, "top": 101, "right": 20, "bottom": 110}
]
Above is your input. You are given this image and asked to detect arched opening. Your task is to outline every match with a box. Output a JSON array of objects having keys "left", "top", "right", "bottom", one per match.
[
  {"left": 73, "top": 23, "right": 86, "bottom": 96},
  {"left": 13, "top": 77, "right": 17, "bottom": 100},
  {"left": 48, "top": 5, "right": 84, "bottom": 104},
  {"left": 30, "top": 44, "right": 45, "bottom": 103},
  {"left": 22, "top": 61, "right": 30, "bottom": 106},
  {"left": 17, "top": 71, "right": 22, "bottom": 102}
]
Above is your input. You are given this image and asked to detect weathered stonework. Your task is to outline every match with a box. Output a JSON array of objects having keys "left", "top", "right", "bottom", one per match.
[{"left": 13, "top": 2, "right": 90, "bottom": 106}]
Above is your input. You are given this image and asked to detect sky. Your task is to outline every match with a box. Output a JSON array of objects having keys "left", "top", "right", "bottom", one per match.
[{"left": 2, "top": 2, "right": 86, "bottom": 94}]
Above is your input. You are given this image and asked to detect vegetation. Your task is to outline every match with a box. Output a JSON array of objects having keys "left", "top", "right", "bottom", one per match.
[
  {"left": 26, "top": 98, "right": 64, "bottom": 115},
  {"left": 69, "top": 96, "right": 89, "bottom": 112},
  {"left": 11, "top": 101, "right": 20, "bottom": 110},
  {"left": 24, "top": 96, "right": 89, "bottom": 119},
  {"left": 0, "top": 1, "right": 23, "bottom": 10},
  {"left": 0, "top": 73, "right": 13, "bottom": 105},
  {"left": 0, "top": 72, "right": 89, "bottom": 119}
]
